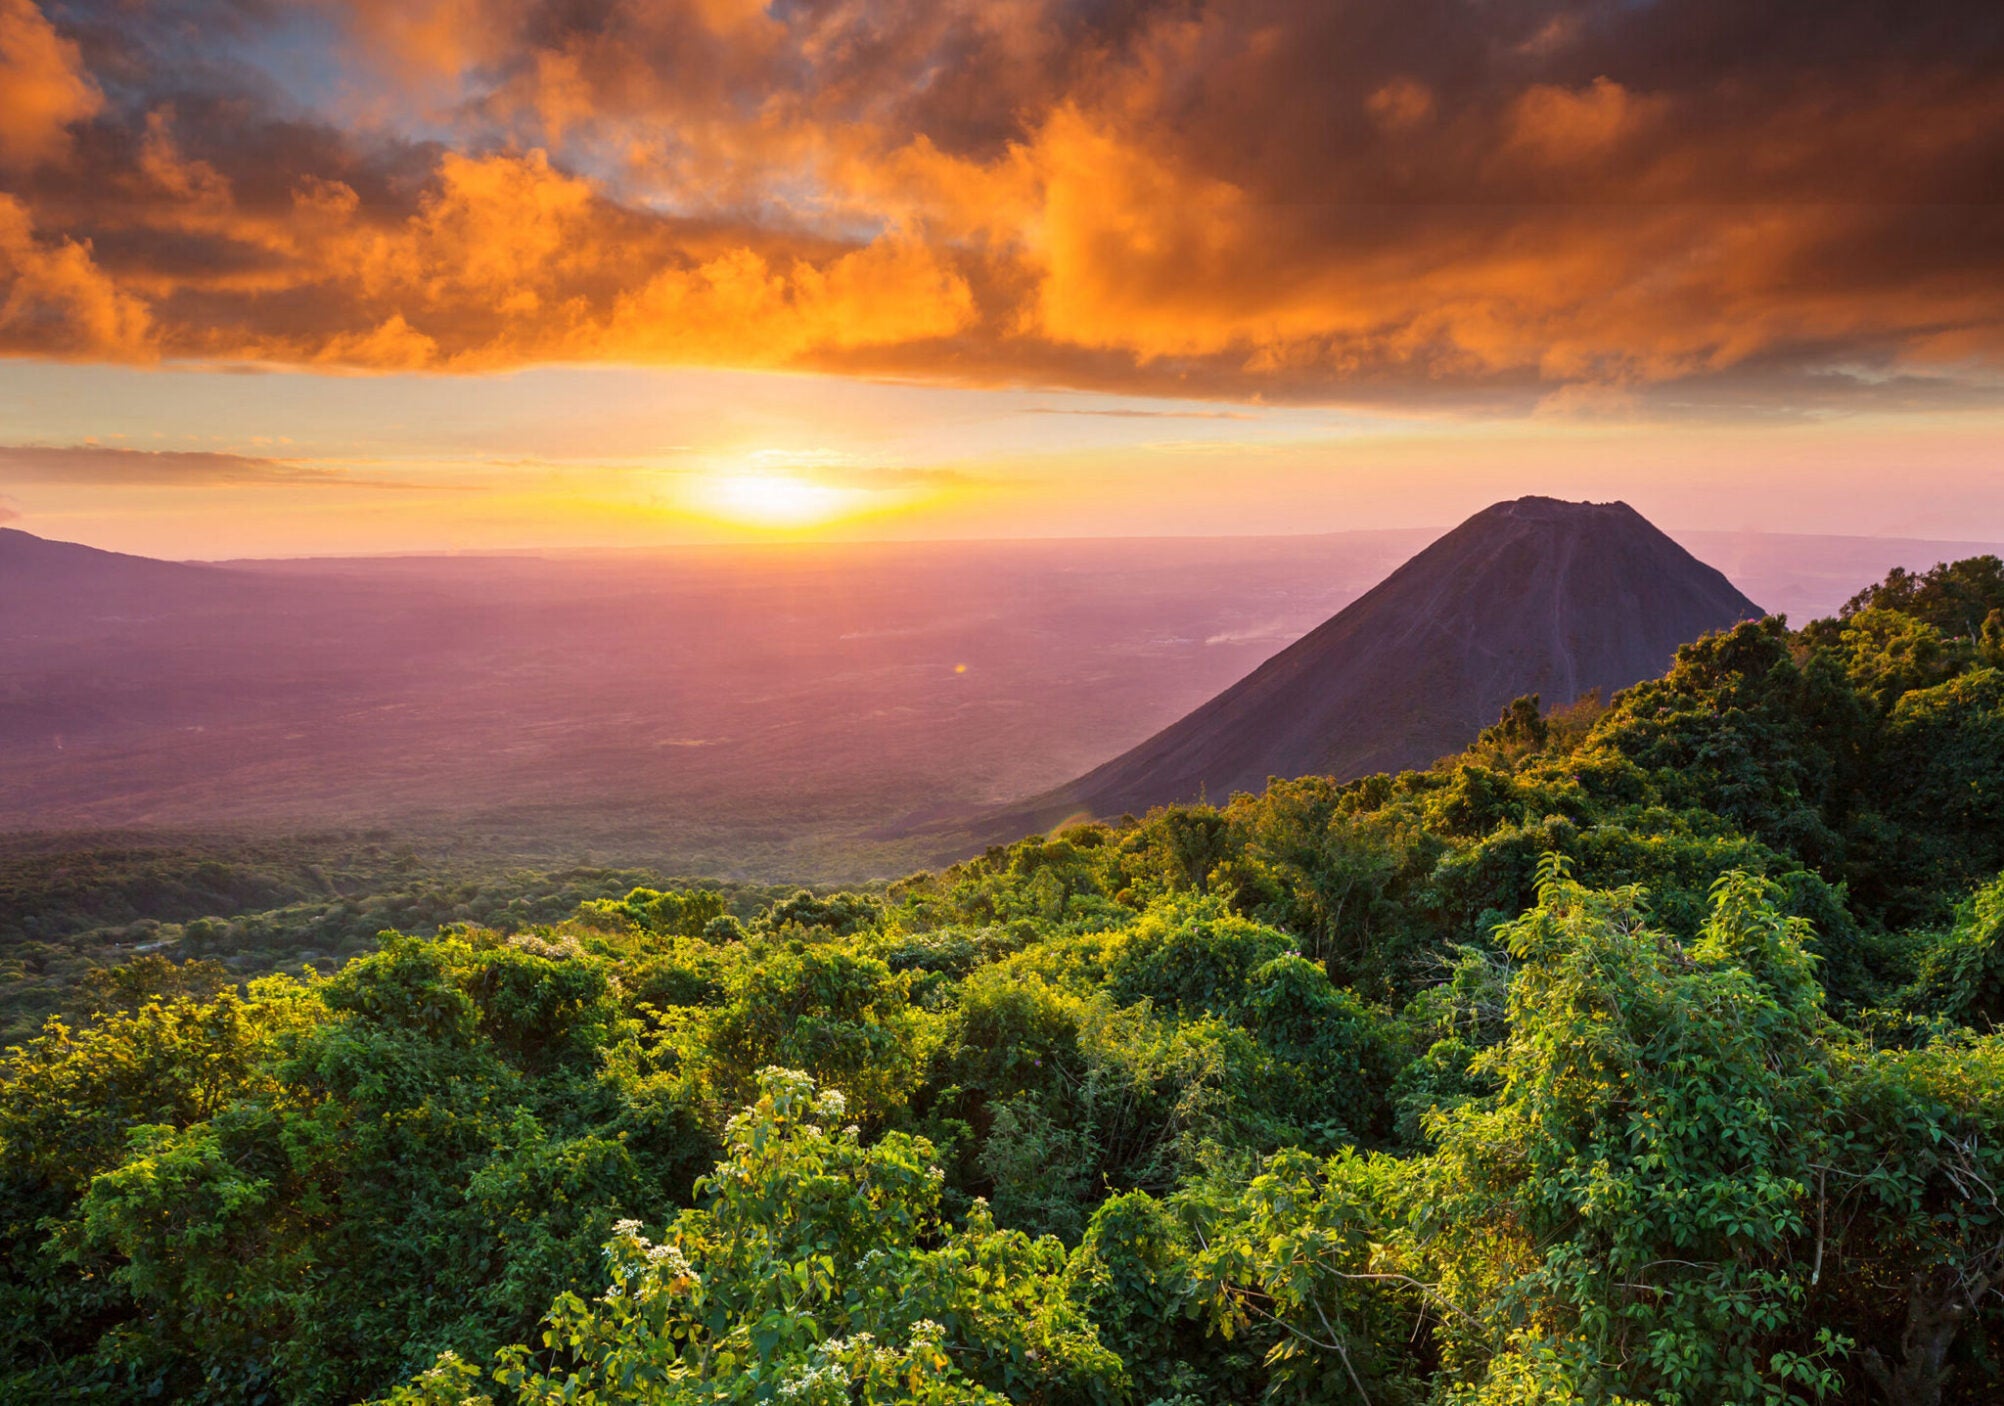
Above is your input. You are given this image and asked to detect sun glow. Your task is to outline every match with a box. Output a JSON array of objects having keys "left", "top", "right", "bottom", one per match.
[{"left": 693, "top": 471, "right": 868, "bottom": 529}]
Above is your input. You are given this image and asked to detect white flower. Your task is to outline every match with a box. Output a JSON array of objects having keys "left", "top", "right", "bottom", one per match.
[
  {"left": 777, "top": 1361, "right": 850, "bottom": 1399},
  {"left": 814, "top": 1088, "right": 847, "bottom": 1117},
  {"left": 612, "top": 1218, "right": 643, "bottom": 1236},
  {"left": 646, "top": 1243, "right": 694, "bottom": 1279}
]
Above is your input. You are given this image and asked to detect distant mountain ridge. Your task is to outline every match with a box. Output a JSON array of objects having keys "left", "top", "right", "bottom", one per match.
[
  {"left": 975, "top": 496, "right": 1763, "bottom": 838},
  {"left": 0, "top": 528, "right": 249, "bottom": 619}
]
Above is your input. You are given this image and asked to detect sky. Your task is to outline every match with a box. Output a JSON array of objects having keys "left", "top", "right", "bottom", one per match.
[{"left": 0, "top": 0, "right": 2000, "bottom": 557}]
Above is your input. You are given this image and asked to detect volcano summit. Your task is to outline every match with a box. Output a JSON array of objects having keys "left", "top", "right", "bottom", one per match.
[{"left": 986, "top": 496, "right": 1763, "bottom": 835}]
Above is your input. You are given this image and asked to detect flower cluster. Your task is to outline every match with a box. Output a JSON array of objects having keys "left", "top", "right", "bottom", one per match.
[
  {"left": 775, "top": 1361, "right": 850, "bottom": 1401},
  {"left": 599, "top": 1217, "right": 698, "bottom": 1299},
  {"left": 646, "top": 1242, "right": 692, "bottom": 1274},
  {"left": 507, "top": 932, "right": 583, "bottom": 960}
]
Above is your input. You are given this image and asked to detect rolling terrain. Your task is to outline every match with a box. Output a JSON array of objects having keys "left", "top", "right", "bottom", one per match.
[{"left": 0, "top": 530, "right": 1426, "bottom": 873}]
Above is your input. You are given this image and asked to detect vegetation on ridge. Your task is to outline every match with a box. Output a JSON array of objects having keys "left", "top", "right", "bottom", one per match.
[{"left": 2, "top": 556, "right": 2004, "bottom": 1404}]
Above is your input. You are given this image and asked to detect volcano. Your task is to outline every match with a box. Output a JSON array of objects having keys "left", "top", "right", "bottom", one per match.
[{"left": 982, "top": 497, "right": 1763, "bottom": 836}]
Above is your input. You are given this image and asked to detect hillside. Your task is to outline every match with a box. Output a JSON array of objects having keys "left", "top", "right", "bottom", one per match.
[
  {"left": 0, "top": 528, "right": 254, "bottom": 618},
  {"left": 985, "top": 496, "right": 1761, "bottom": 835}
]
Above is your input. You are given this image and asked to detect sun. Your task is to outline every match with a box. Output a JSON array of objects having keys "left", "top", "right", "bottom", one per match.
[{"left": 693, "top": 471, "right": 867, "bottom": 530}]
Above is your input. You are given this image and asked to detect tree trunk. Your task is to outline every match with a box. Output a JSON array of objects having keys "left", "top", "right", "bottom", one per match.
[{"left": 1861, "top": 1268, "right": 1969, "bottom": 1406}]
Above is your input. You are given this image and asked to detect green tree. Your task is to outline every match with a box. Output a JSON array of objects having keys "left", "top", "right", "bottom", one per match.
[
  {"left": 387, "top": 1068, "right": 1120, "bottom": 1405},
  {"left": 1413, "top": 864, "right": 1848, "bottom": 1404}
]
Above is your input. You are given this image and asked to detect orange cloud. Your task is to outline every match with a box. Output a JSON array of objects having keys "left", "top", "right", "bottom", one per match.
[
  {"left": 0, "top": 0, "right": 1998, "bottom": 411},
  {"left": 584, "top": 238, "right": 975, "bottom": 366},
  {"left": 336, "top": 0, "right": 517, "bottom": 80},
  {"left": 1366, "top": 78, "right": 1434, "bottom": 133},
  {"left": 268, "top": 149, "right": 975, "bottom": 369},
  {"left": 0, "top": 0, "right": 99, "bottom": 170},
  {"left": 314, "top": 314, "right": 439, "bottom": 370},
  {"left": 358, "top": 150, "right": 602, "bottom": 311},
  {"left": 0, "top": 195, "right": 151, "bottom": 358},
  {"left": 0, "top": 443, "right": 345, "bottom": 485},
  {"left": 1022, "top": 107, "right": 1264, "bottom": 357},
  {"left": 1506, "top": 77, "right": 1664, "bottom": 164}
]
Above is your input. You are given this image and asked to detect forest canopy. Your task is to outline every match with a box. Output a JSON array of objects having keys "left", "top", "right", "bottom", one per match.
[{"left": 4, "top": 556, "right": 2004, "bottom": 1405}]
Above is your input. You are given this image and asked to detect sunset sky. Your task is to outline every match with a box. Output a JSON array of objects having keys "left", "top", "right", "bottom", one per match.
[{"left": 1, "top": 0, "right": 2000, "bottom": 556}]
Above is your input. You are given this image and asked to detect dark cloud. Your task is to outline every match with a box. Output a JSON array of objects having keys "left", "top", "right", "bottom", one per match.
[
  {"left": 0, "top": 443, "right": 349, "bottom": 485},
  {"left": 0, "top": 0, "right": 1999, "bottom": 410}
]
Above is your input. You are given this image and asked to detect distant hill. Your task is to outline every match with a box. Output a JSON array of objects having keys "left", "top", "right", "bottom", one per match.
[
  {"left": 0, "top": 528, "right": 253, "bottom": 621},
  {"left": 974, "top": 497, "right": 1763, "bottom": 838}
]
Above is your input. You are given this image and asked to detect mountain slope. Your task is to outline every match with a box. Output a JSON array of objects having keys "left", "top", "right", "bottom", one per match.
[
  {"left": 981, "top": 497, "right": 1762, "bottom": 836},
  {"left": 0, "top": 528, "right": 253, "bottom": 622}
]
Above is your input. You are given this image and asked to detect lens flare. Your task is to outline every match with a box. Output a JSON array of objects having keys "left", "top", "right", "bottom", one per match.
[{"left": 694, "top": 471, "right": 865, "bottom": 529}]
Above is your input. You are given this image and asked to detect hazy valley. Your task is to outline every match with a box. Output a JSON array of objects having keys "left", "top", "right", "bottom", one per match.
[{"left": 5, "top": 524, "right": 1996, "bottom": 877}]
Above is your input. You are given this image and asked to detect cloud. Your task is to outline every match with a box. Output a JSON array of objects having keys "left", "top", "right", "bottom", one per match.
[
  {"left": 824, "top": 466, "right": 984, "bottom": 491},
  {"left": 0, "top": 0, "right": 100, "bottom": 170},
  {"left": 0, "top": 444, "right": 356, "bottom": 486},
  {"left": 1365, "top": 78, "right": 1434, "bottom": 134},
  {"left": 0, "top": 0, "right": 1996, "bottom": 411},
  {"left": 626, "top": 459, "right": 982, "bottom": 492},
  {"left": 0, "top": 496, "right": 20, "bottom": 525},
  {"left": 1205, "top": 622, "right": 1294, "bottom": 646},
  {"left": 1027, "top": 407, "right": 1260, "bottom": 421},
  {"left": 0, "top": 195, "right": 151, "bottom": 358},
  {"left": 1505, "top": 78, "right": 1665, "bottom": 164}
]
